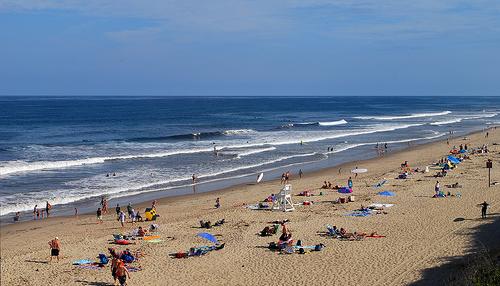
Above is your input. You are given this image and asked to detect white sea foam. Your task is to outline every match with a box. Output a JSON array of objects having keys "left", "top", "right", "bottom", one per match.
[
  {"left": 0, "top": 148, "right": 213, "bottom": 176},
  {"left": 236, "top": 146, "right": 276, "bottom": 158},
  {"left": 430, "top": 119, "right": 463, "bottom": 126},
  {"left": 429, "top": 112, "right": 498, "bottom": 126},
  {"left": 0, "top": 123, "right": 421, "bottom": 177},
  {"left": 318, "top": 119, "right": 348, "bottom": 126},
  {"left": 222, "top": 129, "right": 256, "bottom": 135},
  {"left": 355, "top": 111, "right": 451, "bottom": 120},
  {"left": 0, "top": 152, "right": 321, "bottom": 216}
]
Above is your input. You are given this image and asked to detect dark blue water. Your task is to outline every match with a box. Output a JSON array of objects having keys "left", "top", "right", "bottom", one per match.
[{"left": 1, "top": 96, "right": 498, "bottom": 219}]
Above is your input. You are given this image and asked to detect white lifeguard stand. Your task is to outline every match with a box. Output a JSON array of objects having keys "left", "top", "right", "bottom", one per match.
[{"left": 272, "top": 184, "right": 295, "bottom": 212}]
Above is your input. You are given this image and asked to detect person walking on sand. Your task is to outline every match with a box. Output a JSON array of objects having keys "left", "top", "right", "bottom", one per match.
[
  {"left": 215, "top": 197, "right": 220, "bottom": 209},
  {"left": 435, "top": 181, "right": 440, "bottom": 196},
  {"left": 299, "top": 169, "right": 303, "bottom": 179},
  {"left": 479, "top": 201, "right": 489, "bottom": 219},
  {"left": 115, "top": 204, "right": 121, "bottom": 219},
  {"left": 119, "top": 211, "right": 126, "bottom": 227},
  {"left": 115, "top": 260, "right": 131, "bottom": 286},
  {"left": 48, "top": 237, "right": 61, "bottom": 263},
  {"left": 97, "top": 207, "right": 103, "bottom": 224},
  {"left": 74, "top": 208, "right": 78, "bottom": 218}
]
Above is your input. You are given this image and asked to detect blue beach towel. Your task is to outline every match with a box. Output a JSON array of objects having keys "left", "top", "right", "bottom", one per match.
[{"left": 378, "top": 191, "right": 395, "bottom": 197}]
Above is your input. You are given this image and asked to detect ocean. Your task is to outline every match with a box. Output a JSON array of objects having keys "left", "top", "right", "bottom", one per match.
[{"left": 0, "top": 96, "right": 498, "bottom": 221}]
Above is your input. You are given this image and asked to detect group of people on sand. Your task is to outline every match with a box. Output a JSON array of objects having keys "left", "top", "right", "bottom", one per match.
[
  {"left": 280, "top": 171, "right": 291, "bottom": 184},
  {"left": 32, "top": 201, "right": 52, "bottom": 220},
  {"left": 114, "top": 202, "right": 146, "bottom": 227},
  {"left": 320, "top": 177, "right": 353, "bottom": 189}
]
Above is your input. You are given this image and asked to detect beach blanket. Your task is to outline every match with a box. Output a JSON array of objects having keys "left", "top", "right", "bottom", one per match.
[
  {"left": 246, "top": 204, "right": 270, "bottom": 210},
  {"left": 73, "top": 259, "right": 93, "bottom": 265},
  {"left": 126, "top": 266, "right": 142, "bottom": 272},
  {"left": 366, "top": 234, "right": 386, "bottom": 238},
  {"left": 368, "top": 203, "right": 394, "bottom": 208},
  {"left": 345, "top": 210, "right": 372, "bottom": 217},
  {"left": 378, "top": 191, "right": 395, "bottom": 197},
  {"left": 447, "top": 156, "right": 461, "bottom": 164},
  {"left": 338, "top": 187, "right": 352, "bottom": 194},
  {"left": 76, "top": 264, "right": 102, "bottom": 270}
]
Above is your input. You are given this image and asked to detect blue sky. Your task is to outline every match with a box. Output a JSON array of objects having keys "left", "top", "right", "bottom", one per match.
[{"left": 0, "top": 0, "right": 499, "bottom": 96}]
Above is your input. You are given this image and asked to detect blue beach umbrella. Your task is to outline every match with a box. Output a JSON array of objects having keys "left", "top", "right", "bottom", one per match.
[
  {"left": 378, "top": 191, "right": 395, "bottom": 197},
  {"left": 197, "top": 232, "right": 218, "bottom": 244},
  {"left": 447, "top": 156, "right": 461, "bottom": 164}
]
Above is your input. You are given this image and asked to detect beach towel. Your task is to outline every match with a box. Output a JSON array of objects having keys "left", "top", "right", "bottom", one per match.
[
  {"left": 73, "top": 259, "right": 93, "bottom": 265},
  {"left": 345, "top": 210, "right": 372, "bottom": 217},
  {"left": 338, "top": 187, "right": 352, "bottom": 194},
  {"left": 378, "top": 191, "right": 395, "bottom": 197},
  {"left": 246, "top": 204, "right": 270, "bottom": 210},
  {"left": 368, "top": 203, "right": 394, "bottom": 208},
  {"left": 76, "top": 264, "right": 102, "bottom": 270},
  {"left": 126, "top": 266, "right": 142, "bottom": 272},
  {"left": 366, "top": 234, "right": 386, "bottom": 238},
  {"left": 143, "top": 235, "right": 161, "bottom": 241},
  {"left": 145, "top": 238, "right": 163, "bottom": 243}
]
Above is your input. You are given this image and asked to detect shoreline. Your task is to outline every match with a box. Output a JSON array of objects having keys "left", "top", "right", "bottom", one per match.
[{"left": 2, "top": 127, "right": 492, "bottom": 229}]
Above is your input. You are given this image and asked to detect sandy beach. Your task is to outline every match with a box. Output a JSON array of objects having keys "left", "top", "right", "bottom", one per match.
[{"left": 1, "top": 128, "right": 499, "bottom": 286}]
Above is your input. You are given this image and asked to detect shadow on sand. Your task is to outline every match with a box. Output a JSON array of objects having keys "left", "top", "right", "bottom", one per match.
[{"left": 409, "top": 213, "right": 500, "bottom": 286}]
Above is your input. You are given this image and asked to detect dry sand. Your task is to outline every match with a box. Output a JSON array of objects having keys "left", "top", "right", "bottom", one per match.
[{"left": 1, "top": 128, "right": 499, "bottom": 286}]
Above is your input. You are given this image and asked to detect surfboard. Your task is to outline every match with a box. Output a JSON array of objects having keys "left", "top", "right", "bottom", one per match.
[
  {"left": 256, "top": 173, "right": 264, "bottom": 183},
  {"left": 351, "top": 168, "right": 368, "bottom": 174}
]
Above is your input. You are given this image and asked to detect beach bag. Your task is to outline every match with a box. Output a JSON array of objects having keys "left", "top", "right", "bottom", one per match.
[
  {"left": 98, "top": 254, "right": 109, "bottom": 265},
  {"left": 314, "top": 244, "right": 324, "bottom": 251},
  {"left": 121, "top": 254, "right": 134, "bottom": 263}
]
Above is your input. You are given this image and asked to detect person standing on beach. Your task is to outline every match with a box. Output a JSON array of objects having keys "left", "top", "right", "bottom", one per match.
[
  {"left": 33, "top": 205, "right": 38, "bottom": 220},
  {"left": 119, "top": 211, "right": 126, "bottom": 227},
  {"left": 152, "top": 200, "right": 157, "bottom": 210},
  {"left": 97, "top": 207, "right": 103, "bottom": 224},
  {"left": 115, "top": 204, "right": 121, "bottom": 219},
  {"left": 215, "top": 197, "right": 220, "bottom": 209},
  {"left": 48, "top": 237, "right": 61, "bottom": 263},
  {"left": 46, "top": 201, "right": 52, "bottom": 217},
  {"left": 74, "top": 208, "right": 78, "bottom": 218},
  {"left": 479, "top": 201, "right": 489, "bottom": 219},
  {"left": 299, "top": 169, "right": 303, "bottom": 179},
  {"left": 435, "top": 181, "right": 440, "bottom": 196},
  {"left": 102, "top": 198, "right": 108, "bottom": 214},
  {"left": 127, "top": 203, "right": 133, "bottom": 219},
  {"left": 348, "top": 177, "right": 353, "bottom": 188},
  {"left": 192, "top": 174, "right": 197, "bottom": 184}
]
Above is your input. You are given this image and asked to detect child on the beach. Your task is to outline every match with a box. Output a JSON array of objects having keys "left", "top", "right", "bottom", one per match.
[{"left": 115, "top": 260, "right": 131, "bottom": 286}]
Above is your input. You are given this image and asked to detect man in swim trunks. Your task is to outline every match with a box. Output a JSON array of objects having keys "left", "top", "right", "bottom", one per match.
[
  {"left": 115, "top": 260, "right": 130, "bottom": 286},
  {"left": 48, "top": 237, "right": 60, "bottom": 263}
]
